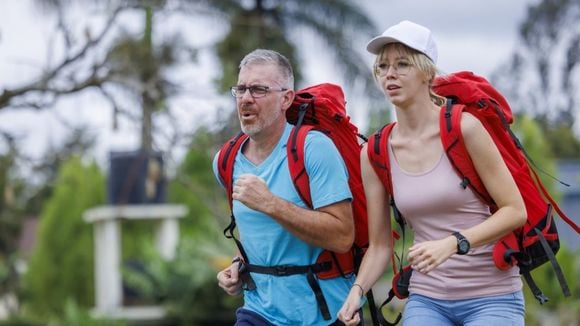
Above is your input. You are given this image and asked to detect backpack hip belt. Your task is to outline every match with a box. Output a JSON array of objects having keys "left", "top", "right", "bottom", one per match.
[{"left": 245, "top": 261, "right": 332, "bottom": 276}]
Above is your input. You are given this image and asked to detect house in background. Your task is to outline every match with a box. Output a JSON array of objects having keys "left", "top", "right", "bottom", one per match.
[{"left": 556, "top": 160, "right": 580, "bottom": 250}]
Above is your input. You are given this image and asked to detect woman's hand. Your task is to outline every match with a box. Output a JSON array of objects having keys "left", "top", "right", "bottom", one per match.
[
  {"left": 337, "top": 285, "right": 363, "bottom": 325},
  {"left": 408, "top": 236, "right": 456, "bottom": 274}
]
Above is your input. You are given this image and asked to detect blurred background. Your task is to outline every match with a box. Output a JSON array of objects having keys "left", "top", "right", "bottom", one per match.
[{"left": 0, "top": 0, "right": 578, "bottom": 325}]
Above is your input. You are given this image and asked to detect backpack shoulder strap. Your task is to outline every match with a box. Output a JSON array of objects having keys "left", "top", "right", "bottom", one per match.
[
  {"left": 287, "top": 124, "right": 315, "bottom": 208},
  {"left": 439, "top": 102, "right": 495, "bottom": 207},
  {"left": 217, "top": 132, "right": 248, "bottom": 209},
  {"left": 367, "top": 122, "right": 396, "bottom": 195}
]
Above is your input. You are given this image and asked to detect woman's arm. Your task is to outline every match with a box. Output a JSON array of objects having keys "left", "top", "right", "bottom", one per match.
[
  {"left": 458, "top": 112, "right": 527, "bottom": 247},
  {"left": 337, "top": 144, "right": 394, "bottom": 324},
  {"left": 407, "top": 112, "right": 527, "bottom": 274}
]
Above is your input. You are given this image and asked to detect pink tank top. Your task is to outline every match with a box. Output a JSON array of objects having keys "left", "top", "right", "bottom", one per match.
[{"left": 389, "top": 142, "right": 522, "bottom": 300}]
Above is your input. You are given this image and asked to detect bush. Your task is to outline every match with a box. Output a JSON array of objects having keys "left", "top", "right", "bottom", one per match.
[{"left": 22, "top": 157, "right": 105, "bottom": 319}]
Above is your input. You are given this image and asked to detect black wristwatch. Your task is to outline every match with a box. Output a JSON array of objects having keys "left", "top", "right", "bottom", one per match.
[{"left": 452, "top": 231, "right": 470, "bottom": 255}]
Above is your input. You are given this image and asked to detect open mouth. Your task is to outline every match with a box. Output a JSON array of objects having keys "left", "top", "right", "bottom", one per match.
[{"left": 241, "top": 111, "right": 256, "bottom": 119}]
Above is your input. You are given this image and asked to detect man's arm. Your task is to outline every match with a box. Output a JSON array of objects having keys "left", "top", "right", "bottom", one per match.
[
  {"left": 232, "top": 174, "right": 354, "bottom": 253},
  {"left": 232, "top": 132, "right": 354, "bottom": 253}
]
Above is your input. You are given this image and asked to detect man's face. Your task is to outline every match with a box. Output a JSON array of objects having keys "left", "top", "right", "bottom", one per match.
[{"left": 235, "top": 64, "right": 289, "bottom": 137}]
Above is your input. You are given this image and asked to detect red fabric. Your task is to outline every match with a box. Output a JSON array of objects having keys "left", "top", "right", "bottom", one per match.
[
  {"left": 217, "top": 133, "right": 248, "bottom": 210},
  {"left": 367, "top": 71, "right": 578, "bottom": 275},
  {"left": 367, "top": 123, "right": 395, "bottom": 195},
  {"left": 219, "top": 83, "right": 369, "bottom": 280},
  {"left": 287, "top": 83, "right": 369, "bottom": 278},
  {"left": 433, "top": 71, "right": 579, "bottom": 270}
]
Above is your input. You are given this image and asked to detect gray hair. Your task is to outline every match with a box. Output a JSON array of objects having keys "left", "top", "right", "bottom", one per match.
[{"left": 239, "top": 49, "right": 295, "bottom": 90}]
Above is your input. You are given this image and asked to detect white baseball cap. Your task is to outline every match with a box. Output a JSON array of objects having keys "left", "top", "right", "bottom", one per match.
[{"left": 366, "top": 20, "right": 438, "bottom": 64}]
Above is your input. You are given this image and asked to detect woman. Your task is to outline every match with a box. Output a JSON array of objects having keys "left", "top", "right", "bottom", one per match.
[{"left": 337, "top": 20, "right": 527, "bottom": 325}]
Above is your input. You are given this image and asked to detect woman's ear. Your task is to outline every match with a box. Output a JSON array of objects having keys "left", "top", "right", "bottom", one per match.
[{"left": 423, "top": 72, "right": 434, "bottom": 84}]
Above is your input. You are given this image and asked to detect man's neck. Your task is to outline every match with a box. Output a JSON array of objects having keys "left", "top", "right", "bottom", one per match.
[{"left": 243, "top": 123, "right": 287, "bottom": 165}]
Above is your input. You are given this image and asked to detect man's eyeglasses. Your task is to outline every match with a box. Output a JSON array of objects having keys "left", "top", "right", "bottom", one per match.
[
  {"left": 230, "top": 85, "right": 288, "bottom": 98},
  {"left": 375, "top": 59, "right": 413, "bottom": 77}
]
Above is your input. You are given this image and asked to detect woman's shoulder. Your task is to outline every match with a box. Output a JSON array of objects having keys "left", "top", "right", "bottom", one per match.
[{"left": 458, "top": 111, "right": 486, "bottom": 139}]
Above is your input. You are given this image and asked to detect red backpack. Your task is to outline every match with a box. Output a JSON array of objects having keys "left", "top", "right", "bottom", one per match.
[
  {"left": 367, "top": 71, "right": 580, "bottom": 324},
  {"left": 217, "top": 83, "right": 369, "bottom": 321}
]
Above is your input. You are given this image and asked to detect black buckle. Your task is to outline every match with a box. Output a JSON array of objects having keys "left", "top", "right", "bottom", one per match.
[
  {"left": 275, "top": 265, "right": 289, "bottom": 276},
  {"left": 238, "top": 261, "right": 256, "bottom": 290}
]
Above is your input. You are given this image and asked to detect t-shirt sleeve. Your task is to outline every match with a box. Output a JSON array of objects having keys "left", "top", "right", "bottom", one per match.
[{"left": 303, "top": 131, "right": 352, "bottom": 209}]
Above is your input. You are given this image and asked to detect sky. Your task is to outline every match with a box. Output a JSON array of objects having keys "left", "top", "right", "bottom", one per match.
[{"left": 0, "top": 0, "right": 536, "bottom": 174}]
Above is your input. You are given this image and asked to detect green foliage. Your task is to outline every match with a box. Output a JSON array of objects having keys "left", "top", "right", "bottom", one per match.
[
  {"left": 122, "top": 235, "right": 239, "bottom": 325},
  {"left": 539, "top": 120, "right": 580, "bottom": 159},
  {"left": 119, "top": 128, "right": 240, "bottom": 324},
  {"left": 512, "top": 114, "right": 560, "bottom": 196},
  {"left": 22, "top": 157, "right": 105, "bottom": 318},
  {"left": 365, "top": 102, "right": 393, "bottom": 136},
  {"left": 52, "top": 299, "right": 127, "bottom": 326},
  {"left": 0, "top": 299, "right": 128, "bottom": 326},
  {"left": 523, "top": 245, "right": 580, "bottom": 325},
  {"left": 168, "top": 128, "right": 230, "bottom": 238},
  {"left": 205, "top": 0, "right": 377, "bottom": 91},
  {"left": 121, "top": 219, "right": 159, "bottom": 263},
  {"left": 217, "top": 10, "right": 299, "bottom": 93}
]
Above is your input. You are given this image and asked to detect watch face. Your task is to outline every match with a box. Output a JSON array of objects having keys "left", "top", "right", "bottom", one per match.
[{"left": 458, "top": 240, "right": 470, "bottom": 253}]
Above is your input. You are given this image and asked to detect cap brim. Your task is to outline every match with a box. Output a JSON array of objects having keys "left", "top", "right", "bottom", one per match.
[{"left": 366, "top": 36, "right": 399, "bottom": 55}]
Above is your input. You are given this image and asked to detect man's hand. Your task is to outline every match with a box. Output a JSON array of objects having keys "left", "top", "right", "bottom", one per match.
[
  {"left": 217, "top": 260, "right": 243, "bottom": 296},
  {"left": 232, "top": 174, "right": 272, "bottom": 212}
]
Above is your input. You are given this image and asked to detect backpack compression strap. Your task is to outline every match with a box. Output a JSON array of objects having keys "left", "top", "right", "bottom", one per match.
[
  {"left": 367, "top": 123, "right": 406, "bottom": 234},
  {"left": 367, "top": 123, "right": 395, "bottom": 195},
  {"left": 217, "top": 132, "right": 248, "bottom": 210},
  {"left": 287, "top": 124, "right": 315, "bottom": 208},
  {"left": 217, "top": 132, "right": 256, "bottom": 290},
  {"left": 439, "top": 102, "right": 495, "bottom": 208},
  {"left": 366, "top": 124, "right": 411, "bottom": 326}
]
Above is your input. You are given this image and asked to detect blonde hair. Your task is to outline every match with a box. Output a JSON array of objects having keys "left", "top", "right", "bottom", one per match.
[{"left": 373, "top": 43, "right": 446, "bottom": 107}]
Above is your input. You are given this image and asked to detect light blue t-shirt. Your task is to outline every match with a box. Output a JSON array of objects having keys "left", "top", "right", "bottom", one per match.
[{"left": 213, "top": 123, "right": 354, "bottom": 325}]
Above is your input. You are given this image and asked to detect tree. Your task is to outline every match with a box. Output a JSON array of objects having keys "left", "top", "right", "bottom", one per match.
[
  {"left": 0, "top": 3, "right": 123, "bottom": 112},
  {"left": 523, "top": 244, "right": 580, "bottom": 325},
  {"left": 23, "top": 157, "right": 105, "bottom": 319},
  {"left": 492, "top": 0, "right": 580, "bottom": 152},
  {"left": 186, "top": 0, "right": 377, "bottom": 89},
  {"left": 512, "top": 114, "right": 560, "bottom": 196},
  {"left": 0, "top": 126, "right": 97, "bottom": 319},
  {"left": 169, "top": 127, "right": 231, "bottom": 236},
  {"left": 182, "top": 0, "right": 387, "bottom": 140},
  {"left": 104, "top": 2, "right": 185, "bottom": 153}
]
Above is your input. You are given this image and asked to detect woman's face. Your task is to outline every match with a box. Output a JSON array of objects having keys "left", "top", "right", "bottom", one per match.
[{"left": 375, "top": 46, "right": 427, "bottom": 107}]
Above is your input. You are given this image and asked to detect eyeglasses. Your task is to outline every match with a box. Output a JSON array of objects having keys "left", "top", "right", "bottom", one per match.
[
  {"left": 230, "top": 85, "right": 288, "bottom": 98},
  {"left": 375, "top": 59, "right": 413, "bottom": 77}
]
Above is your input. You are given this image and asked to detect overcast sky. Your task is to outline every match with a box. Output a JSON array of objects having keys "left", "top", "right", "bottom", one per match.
[
  {"left": 0, "top": 0, "right": 536, "bottom": 172},
  {"left": 317, "top": 0, "right": 536, "bottom": 80}
]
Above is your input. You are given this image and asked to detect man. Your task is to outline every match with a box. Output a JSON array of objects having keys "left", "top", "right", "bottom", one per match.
[{"left": 213, "top": 49, "right": 356, "bottom": 325}]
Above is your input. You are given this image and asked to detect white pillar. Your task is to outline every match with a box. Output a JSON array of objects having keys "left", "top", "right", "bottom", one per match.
[
  {"left": 84, "top": 204, "right": 187, "bottom": 319},
  {"left": 155, "top": 218, "right": 179, "bottom": 260},
  {"left": 93, "top": 218, "right": 122, "bottom": 311}
]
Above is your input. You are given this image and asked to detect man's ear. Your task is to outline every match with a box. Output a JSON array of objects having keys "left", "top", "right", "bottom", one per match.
[{"left": 281, "top": 89, "right": 295, "bottom": 110}]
